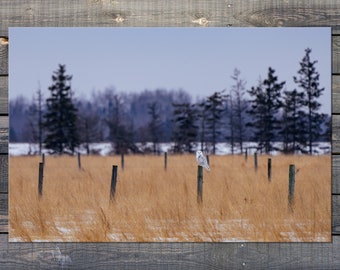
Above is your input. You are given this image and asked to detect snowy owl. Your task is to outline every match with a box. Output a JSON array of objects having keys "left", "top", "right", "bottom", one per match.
[{"left": 196, "top": 151, "right": 210, "bottom": 171}]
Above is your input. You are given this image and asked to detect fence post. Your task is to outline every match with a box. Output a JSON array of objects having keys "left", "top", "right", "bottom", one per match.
[
  {"left": 42, "top": 153, "right": 45, "bottom": 167},
  {"left": 121, "top": 153, "right": 124, "bottom": 170},
  {"left": 164, "top": 152, "right": 167, "bottom": 171},
  {"left": 78, "top": 152, "right": 81, "bottom": 170},
  {"left": 38, "top": 162, "right": 44, "bottom": 198},
  {"left": 206, "top": 155, "right": 210, "bottom": 166},
  {"left": 268, "top": 158, "right": 272, "bottom": 181},
  {"left": 288, "top": 164, "right": 295, "bottom": 211},
  {"left": 245, "top": 148, "right": 248, "bottom": 161},
  {"left": 110, "top": 165, "right": 118, "bottom": 201},
  {"left": 254, "top": 152, "right": 258, "bottom": 172},
  {"left": 197, "top": 165, "right": 203, "bottom": 204}
]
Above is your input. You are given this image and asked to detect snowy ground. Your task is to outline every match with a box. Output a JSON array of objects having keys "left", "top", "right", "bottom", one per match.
[{"left": 9, "top": 142, "right": 331, "bottom": 156}]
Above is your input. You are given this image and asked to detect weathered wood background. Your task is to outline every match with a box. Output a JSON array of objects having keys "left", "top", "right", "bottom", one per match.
[{"left": 1, "top": 0, "right": 340, "bottom": 269}]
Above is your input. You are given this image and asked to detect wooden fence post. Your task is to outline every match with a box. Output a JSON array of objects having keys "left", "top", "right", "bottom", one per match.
[
  {"left": 164, "top": 152, "right": 167, "bottom": 171},
  {"left": 268, "top": 158, "right": 272, "bottom": 181},
  {"left": 110, "top": 165, "right": 118, "bottom": 201},
  {"left": 197, "top": 165, "right": 203, "bottom": 204},
  {"left": 206, "top": 155, "right": 210, "bottom": 166},
  {"left": 254, "top": 152, "right": 258, "bottom": 171},
  {"left": 245, "top": 148, "right": 248, "bottom": 161},
  {"left": 38, "top": 162, "right": 44, "bottom": 198},
  {"left": 121, "top": 153, "right": 124, "bottom": 170},
  {"left": 288, "top": 164, "right": 295, "bottom": 211},
  {"left": 42, "top": 153, "right": 45, "bottom": 167},
  {"left": 78, "top": 152, "right": 81, "bottom": 170}
]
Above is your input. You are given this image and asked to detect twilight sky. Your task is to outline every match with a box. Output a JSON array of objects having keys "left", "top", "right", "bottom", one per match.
[{"left": 9, "top": 27, "right": 331, "bottom": 114}]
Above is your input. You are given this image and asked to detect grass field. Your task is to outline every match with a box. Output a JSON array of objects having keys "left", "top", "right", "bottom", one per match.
[{"left": 9, "top": 154, "right": 331, "bottom": 242}]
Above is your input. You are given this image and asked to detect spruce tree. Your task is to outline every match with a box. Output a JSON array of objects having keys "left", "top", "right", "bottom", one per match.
[
  {"left": 147, "top": 102, "right": 162, "bottom": 154},
  {"left": 247, "top": 67, "right": 285, "bottom": 154},
  {"left": 204, "top": 91, "right": 227, "bottom": 154},
  {"left": 293, "top": 48, "right": 325, "bottom": 155},
  {"left": 172, "top": 102, "right": 198, "bottom": 153},
  {"left": 44, "top": 64, "right": 79, "bottom": 154},
  {"left": 280, "top": 89, "right": 307, "bottom": 153},
  {"left": 197, "top": 99, "right": 208, "bottom": 152}
]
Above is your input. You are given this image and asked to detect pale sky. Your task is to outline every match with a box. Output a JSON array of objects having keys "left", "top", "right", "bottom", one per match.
[{"left": 9, "top": 27, "right": 331, "bottom": 114}]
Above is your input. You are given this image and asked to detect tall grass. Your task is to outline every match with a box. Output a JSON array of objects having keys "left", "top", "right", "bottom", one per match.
[{"left": 9, "top": 154, "right": 331, "bottom": 242}]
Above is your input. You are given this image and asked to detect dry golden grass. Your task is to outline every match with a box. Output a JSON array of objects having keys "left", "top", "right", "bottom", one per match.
[{"left": 9, "top": 154, "right": 331, "bottom": 242}]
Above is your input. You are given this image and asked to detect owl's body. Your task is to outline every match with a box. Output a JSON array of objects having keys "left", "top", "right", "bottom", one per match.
[{"left": 196, "top": 151, "right": 210, "bottom": 171}]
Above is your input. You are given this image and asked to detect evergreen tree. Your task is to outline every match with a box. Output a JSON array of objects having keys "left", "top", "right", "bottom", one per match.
[
  {"left": 203, "top": 90, "right": 227, "bottom": 154},
  {"left": 147, "top": 102, "right": 162, "bottom": 154},
  {"left": 197, "top": 99, "right": 208, "bottom": 152},
  {"left": 293, "top": 48, "right": 325, "bottom": 154},
  {"left": 172, "top": 102, "right": 198, "bottom": 153},
  {"left": 247, "top": 68, "right": 285, "bottom": 154},
  {"left": 43, "top": 64, "right": 79, "bottom": 154},
  {"left": 280, "top": 89, "right": 307, "bottom": 153}
]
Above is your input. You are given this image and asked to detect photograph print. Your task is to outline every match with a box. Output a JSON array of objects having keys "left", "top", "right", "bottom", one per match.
[{"left": 9, "top": 27, "right": 331, "bottom": 242}]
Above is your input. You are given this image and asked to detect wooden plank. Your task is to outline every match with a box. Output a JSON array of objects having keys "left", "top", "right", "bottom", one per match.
[
  {"left": 0, "top": 38, "right": 8, "bottom": 75},
  {"left": 333, "top": 75, "right": 340, "bottom": 113},
  {"left": 332, "top": 115, "right": 340, "bottom": 153},
  {"left": 334, "top": 195, "right": 340, "bottom": 234},
  {"left": 0, "top": 234, "right": 339, "bottom": 269},
  {"left": 0, "top": 116, "right": 8, "bottom": 154},
  {"left": 0, "top": 155, "right": 8, "bottom": 193},
  {"left": 233, "top": 2, "right": 340, "bottom": 29},
  {"left": 0, "top": 76, "right": 8, "bottom": 114},
  {"left": 333, "top": 155, "right": 340, "bottom": 194},
  {"left": 0, "top": 193, "right": 8, "bottom": 233},
  {"left": 333, "top": 35, "right": 340, "bottom": 74},
  {"left": 0, "top": 0, "right": 339, "bottom": 35}
]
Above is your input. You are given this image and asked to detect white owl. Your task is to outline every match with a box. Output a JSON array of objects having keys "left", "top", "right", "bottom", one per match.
[{"left": 196, "top": 151, "right": 210, "bottom": 171}]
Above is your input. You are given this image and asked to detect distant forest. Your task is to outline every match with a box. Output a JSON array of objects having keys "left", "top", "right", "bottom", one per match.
[{"left": 10, "top": 48, "right": 330, "bottom": 155}]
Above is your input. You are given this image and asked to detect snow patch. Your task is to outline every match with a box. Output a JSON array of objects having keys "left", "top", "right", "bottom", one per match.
[{"left": 9, "top": 142, "right": 331, "bottom": 156}]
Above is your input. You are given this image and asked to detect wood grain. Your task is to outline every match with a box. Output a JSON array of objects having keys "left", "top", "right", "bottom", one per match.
[
  {"left": 0, "top": 194, "right": 7, "bottom": 233},
  {"left": 0, "top": 76, "right": 8, "bottom": 115},
  {"left": 0, "top": 117, "right": 8, "bottom": 154},
  {"left": 332, "top": 115, "right": 340, "bottom": 153},
  {"left": 333, "top": 155, "right": 340, "bottom": 194},
  {"left": 333, "top": 75, "right": 340, "bottom": 113},
  {"left": 0, "top": 155, "right": 8, "bottom": 193},
  {"left": 0, "top": 0, "right": 339, "bottom": 35},
  {"left": 0, "top": 39, "right": 8, "bottom": 76},
  {"left": 334, "top": 195, "right": 340, "bottom": 234},
  {"left": 333, "top": 35, "right": 340, "bottom": 74},
  {"left": 0, "top": 234, "right": 339, "bottom": 269},
  {"left": 1, "top": 0, "right": 340, "bottom": 269}
]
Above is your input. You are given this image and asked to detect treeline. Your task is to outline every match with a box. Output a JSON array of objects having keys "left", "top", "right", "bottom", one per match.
[{"left": 10, "top": 48, "right": 330, "bottom": 155}]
